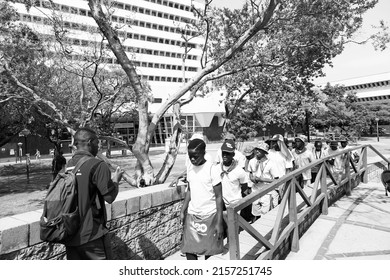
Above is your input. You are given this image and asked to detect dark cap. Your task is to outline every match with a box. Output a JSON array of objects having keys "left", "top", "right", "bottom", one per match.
[{"left": 221, "top": 139, "right": 235, "bottom": 153}]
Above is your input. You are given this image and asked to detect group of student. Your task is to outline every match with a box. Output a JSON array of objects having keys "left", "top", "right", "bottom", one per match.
[{"left": 179, "top": 132, "right": 353, "bottom": 260}]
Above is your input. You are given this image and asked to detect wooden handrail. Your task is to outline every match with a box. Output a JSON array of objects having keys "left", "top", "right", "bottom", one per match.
[{"left": 225, "top": 144, "right": 390, "bottom": 260}]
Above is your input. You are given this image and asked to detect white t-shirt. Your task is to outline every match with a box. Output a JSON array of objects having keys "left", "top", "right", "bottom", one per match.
[
  {"left": 216, "top": 163, "right": 248, "bottom": 206},
  {"left": 187, "top": 160, "right": 221, "bottom": 216},
  {"left": 292, "top": 148, "right": 315, "bottom": 180},
  {"left": 267, "top": 150, "right": 287, "bottom": 179},
  {"left": 253, "top": 156, "right": 279, "bottom": 191}
]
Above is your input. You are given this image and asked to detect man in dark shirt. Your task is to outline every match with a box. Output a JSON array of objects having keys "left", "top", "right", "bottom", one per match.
[
  {"left": 51, "top": 150, "right": 67, "bottom": 181},
  {"left": 65, "top": 127, "right": 123, "bottom": 260}
]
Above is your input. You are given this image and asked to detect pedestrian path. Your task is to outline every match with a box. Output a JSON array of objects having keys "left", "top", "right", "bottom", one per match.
[{"left": 166, "top": 181, "right": 390, "bottom": 260}]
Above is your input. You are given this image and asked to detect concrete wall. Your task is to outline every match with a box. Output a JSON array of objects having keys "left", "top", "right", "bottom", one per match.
[{"left": 0, "top": 183, "right": 186, "bottom": 260}]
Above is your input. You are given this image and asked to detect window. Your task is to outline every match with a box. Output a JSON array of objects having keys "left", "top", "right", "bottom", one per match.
[
  {"left": 61, "top": 5, "right": 69, "bottom": 13},
  {"left": 158, "top": 12, "right": 162, "bottom": 18},
  {"left": 148, "top": 63, "right": 153, "bottom": 67},
  {"left": 164, "top": 26, "right": 169, "bottom": 32},
  {"left": 154, "top": 64, "right": 160, "bottom": 68},
  {"left": 146, "top": 23, "right": 151, "bottom": 28},
  {"left": 152, "top": 11, "right": 156, "bottom": 16},
  {"left": 172, "top": 65, "right": 176, "bottom": 70},
  {"left": 155, "top": 76, "right": 160, "bottom": 81},
  {"left": 167, "top": 77, "right": 172, "bottom": 82},
  {"left": 146, "top": 49, "right": 152, "bottom": 55},
  {"left": 132, "top": 6, "right": 137, "bottom": 12},
  {"left": 134, "top": 34, "right": 139, "bottom": 39},
  {"left": 140, "top": 35, "right": 146, "bottom": 41},
  {"left": 159, "top": 38, "right": 164, "bottom": 43},
  {"left": 153, "top": 50, "right": 158, "bottom": 55},
  {"left": 172, "top": 77, "right": 177, "bottom": 82},
  {"left": 125, "top": 5, "right": 131, "bottom": 11},
  {"left": 139, "top": 21, "right": 145, "bottom": 27},
  {"left": 163, "top": 14, "right": 169, "bottom": 19},
  {"left": 112, "top": 16, "right": 118, "bottom": 22},
  {"left": 161, "top": 77, "right": 166, "bottom": 81},
  {"left": 152, "top": 24, "right": 157, "bottom": 29},
  {"left": 127, "top": 33, "right": 133, "bottom": 39},
  {"left": 171, "top": 53, "right": 175, "bottom": 57},
  {"left": 158, "top": 25, "right": 163, "bottom": 31},
  {"left": 79, "top": 9, "right": 87, "bottom": 16},
  {"left": 165, "top": 52, "right": 170, "bottom": 57},
  {"left": 119, "top": 17, "right": 125, "bottom": 23},
  {"left": 149, "top": 76, "right": 154, "bottom": 81},
  {"left": 70, "top": 7, "right": 78, "bottom": 14},
  {"left": 159, "top": 51, "right": 165, "bottom": 56},
  {"left": 141, "top": 62, "right": 147, "bottom": 67},
  {"left": 139, "top": 8, "right": 144, "bottom": 13},
  {"left": 145, "top": 9, "right": 150, "bottom": 15},
  {"left": 166, "top": 65, "right": 171, "bottom": 69}
]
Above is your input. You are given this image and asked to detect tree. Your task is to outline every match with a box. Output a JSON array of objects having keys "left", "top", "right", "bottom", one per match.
[
  {"left": 215, "top": 0, "right": 380, "bottom": 138},
  {"left": 4, "top": 0, "right": 385, "bottom": 187}
]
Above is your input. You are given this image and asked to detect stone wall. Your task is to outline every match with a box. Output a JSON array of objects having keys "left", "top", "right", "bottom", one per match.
[{"left": 0, "top": 183, "right": 186, "bottom": 260}]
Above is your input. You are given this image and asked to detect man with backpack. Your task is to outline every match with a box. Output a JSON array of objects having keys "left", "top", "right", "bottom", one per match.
[{"left": 64, "top": 127, "right": 123, "bottom": 260}]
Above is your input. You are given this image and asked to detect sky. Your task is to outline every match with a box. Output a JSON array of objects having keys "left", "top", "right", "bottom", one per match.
[{"left": 210, "top": 0, "right": 390, "bottom": 85}]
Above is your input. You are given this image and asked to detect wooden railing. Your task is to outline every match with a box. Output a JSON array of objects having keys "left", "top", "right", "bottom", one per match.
[{"left": 226, "top": 144, "right": 390, "bottom": 260}]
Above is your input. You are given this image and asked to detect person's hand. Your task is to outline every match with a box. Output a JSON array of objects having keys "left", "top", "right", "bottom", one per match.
[
  {"left": 214, "top": 222, "right": 224, "bottom": 240},
  {"left": 180, "top": 211, "right": 186, "bottom": 225},
  {"left": 112, "top": 166, "right": 124, "bottom": 183}
]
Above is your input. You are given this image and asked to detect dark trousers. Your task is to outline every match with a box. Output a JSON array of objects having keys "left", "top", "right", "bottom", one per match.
[{"left": 66, "top": 235, "right": 112, "bottom": 260}]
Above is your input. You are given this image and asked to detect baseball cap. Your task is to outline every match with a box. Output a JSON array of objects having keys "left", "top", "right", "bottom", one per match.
[
  {"left": 243, "top": 145, "right": 255, "bottom": 156},
  {"left": 221, "top": 139, "right": 235, "bottom": 153},
  {"left": 256, "top": 141, "right": 269, "bottom": 154}
]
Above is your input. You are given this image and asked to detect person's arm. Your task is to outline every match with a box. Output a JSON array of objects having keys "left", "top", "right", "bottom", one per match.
[
  {"left": 180, "top": 185, "right": 191, "bottom": 225},
  {"left": 94, "top": 164, "right": 123, "bottom": 204},
  {"left": 213, "top": 182, "right": 224, "bottom": 240}
]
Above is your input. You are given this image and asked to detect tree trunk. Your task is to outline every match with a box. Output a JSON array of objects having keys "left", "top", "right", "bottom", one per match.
[{"left": 154, "top": 103, "right": 182, "bottom": 184}]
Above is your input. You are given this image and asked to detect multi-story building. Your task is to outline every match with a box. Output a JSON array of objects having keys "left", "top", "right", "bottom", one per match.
[
  {"left": 10, "top": 0, "right": 226, "bottom": 146},
  {"left": 324, "top": 72, "right": 390, "bottom": 103}
]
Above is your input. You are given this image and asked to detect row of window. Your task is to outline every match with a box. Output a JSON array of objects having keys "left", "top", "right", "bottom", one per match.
[
  {"left": 358, "top": 95, "right": 390, "bottom": 102},
  {"left": 80, "top": 0, "right": 193, "bottom": 13},
  {"left": 67, "top": 49, "right": 197, "bottom": 72},
  {"left": 18, "top": 0, "right": 195, "bottom": 28},
  {"left": 345, "top": 80, "right": 390, "bottom": 91},
  {"left": 66, "top": 54, "right": 195, "bottom": 83},
  {"left": 19, "top": 13, "right": 198, "bottom": 57}
]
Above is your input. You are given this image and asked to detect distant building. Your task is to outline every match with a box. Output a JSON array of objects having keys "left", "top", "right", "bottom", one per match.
[
  {"left": 10, "top": 0, "right": 227, "bottom": 145},
  {"left": 325, "top": 72, "right": 390, "bottom": 103}
]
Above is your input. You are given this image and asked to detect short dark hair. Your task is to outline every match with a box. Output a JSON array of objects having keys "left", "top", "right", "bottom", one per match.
[
  {"left": 188, "top": 138, "right": 206, "bottom": 152},
  {"left": 74, "top": 127, "right": 97, "bottom": 147}
]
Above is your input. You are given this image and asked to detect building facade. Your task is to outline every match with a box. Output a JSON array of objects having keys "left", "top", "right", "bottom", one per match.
[{"left": 10, "top": 0, "right": 226, "bottom": 146}]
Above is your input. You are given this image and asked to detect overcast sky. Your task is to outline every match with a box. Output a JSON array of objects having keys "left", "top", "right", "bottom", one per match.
[{"left": 210, "top": 0, "right": 390, "bottom": 85}]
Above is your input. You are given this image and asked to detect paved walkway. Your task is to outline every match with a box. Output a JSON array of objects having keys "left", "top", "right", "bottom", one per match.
[{"left": 167, "top": 180, "right": 390, "bottom": 260}]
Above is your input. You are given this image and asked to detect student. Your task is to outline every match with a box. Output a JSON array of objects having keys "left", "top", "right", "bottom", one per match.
[
  {"left": 216, "top": 139, "right": 249, "bottom": 209},
  {"left": 241, "top": 145, "right": 256, "bottom": 222},
  {"left": 65, "top": 127, "right": 123, "bottom": 260},
  {"left": 292, "top": 136, "right": 315, "bottom": 188},
  {"left": 180, "top": 139, "right": 224, "bottom": 260},
  {"left": 250, "top": 142, "right": 280, "bottom": 219},
  {"left": 311, "top": 140, "right": 328, "bottom": 183},
  {"left": 52, "top": 150, "right": 66, "bottom": 181},
  {"left": 328, "top": 140, "right": 345, "bottom": 182},
  {"left": 215, "top": 132, "right": 246, "bottom": 169}
]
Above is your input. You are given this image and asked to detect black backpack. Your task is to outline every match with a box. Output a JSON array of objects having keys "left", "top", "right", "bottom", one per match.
[{"left": 40, "top": 156, "right": 92, "bottom": 243}]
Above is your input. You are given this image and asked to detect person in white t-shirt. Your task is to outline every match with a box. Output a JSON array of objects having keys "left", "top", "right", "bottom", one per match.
[
  {"left": 215, "top": 132, "right": 246, "bottom": 169},
  {"left": 216, "top": 139, "right": 249, "bottom": 208},
  {"left": 250, "top": 142, "right": 280, "bottom": 219},
  {"left": 180, "top": 139, "right": 224, "bottom": 260},
  {"left": 292, "top": 136, "right": 315, "bottom": 188}
]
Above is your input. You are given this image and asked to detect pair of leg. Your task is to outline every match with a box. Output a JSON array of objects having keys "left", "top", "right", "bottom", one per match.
[
  {"left": 66, "top": 235, "right": 112, "bottom": 260},
  {"left": 186, "top": 253, "right": 210, "bottom": 260}
]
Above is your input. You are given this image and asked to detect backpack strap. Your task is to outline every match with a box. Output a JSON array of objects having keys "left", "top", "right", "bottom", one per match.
[{"left": 68, "top": 156, "right": 94, "bottom": 174}]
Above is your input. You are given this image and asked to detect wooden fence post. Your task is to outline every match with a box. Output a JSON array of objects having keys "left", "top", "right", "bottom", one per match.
[{"left": 227, "top": 206, "right": 240, "bottom": 260}]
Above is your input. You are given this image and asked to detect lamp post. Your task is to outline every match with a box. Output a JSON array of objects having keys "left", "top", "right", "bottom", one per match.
[
  {"left": 375, "top": 117, "right": 380, "bottom": 142},
  {"left": 19, "top": 129, "right": 31, "bottom": 182},
  {"left": 302, "top": 104, "right": 311, "bottom": 143}
]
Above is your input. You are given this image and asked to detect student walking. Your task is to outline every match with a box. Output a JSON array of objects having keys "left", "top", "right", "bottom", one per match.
[
  {"left": 64, "top": 127, "right": 123, "bottom": 260},
  {"left": 250, "top": 142, "right": 280, "bottom": 219},
  {"left": 180, "top": 139, "right": 224, "bottom": 260},
  {"left": 216, "top": 139, "right": 249, "bottom": 209},
  {"left": 292, "top": 136, "right": 315, "bottom": 188},
  {"left": 311, "top": 140, "right": 328, "bottom": 183}
]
